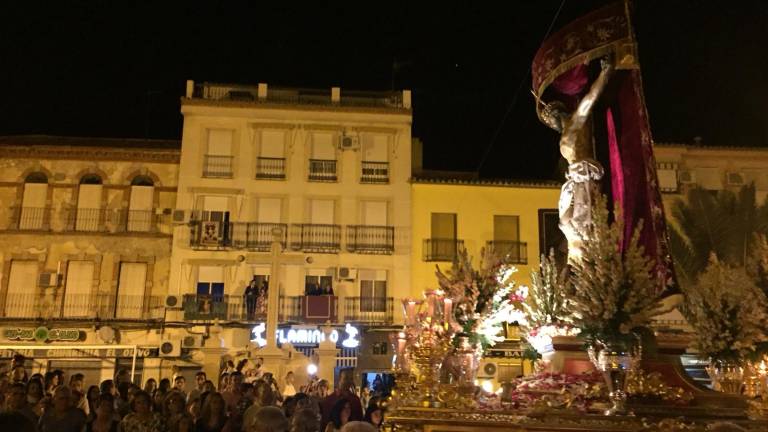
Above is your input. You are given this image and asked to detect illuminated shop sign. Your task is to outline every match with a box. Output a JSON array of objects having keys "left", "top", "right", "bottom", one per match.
[
  {"left": 250, "top": 323, "right": 359, "bottom": 348},
  {"left": 4, "top": 327, "right": 81, "bottom": 343}
]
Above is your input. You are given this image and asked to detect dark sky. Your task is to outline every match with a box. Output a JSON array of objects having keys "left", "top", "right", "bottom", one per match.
[{"left": 2, "top": 1, "right": 767, "bottom": 180}]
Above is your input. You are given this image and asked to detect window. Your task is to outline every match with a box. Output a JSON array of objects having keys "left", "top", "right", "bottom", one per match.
[
  {"left": 359, "top": 270, "right": 387, "bottom": 312},
  {"left": 19, "top": 172, "right": 48, "bottom": 230},
  {"left": 6, "top": 260, "right": 38, "bottom": 317},
  {"left": 63, "top": 261, "right": 95, "bottom": 317},
  {"left": 204, "top": 129, "right": 234, "bottom": 178},
  {"left": 76, "top": 176, "right": 103, "bottom": 232},
  {"left": 494, "top": 215, "right": 519, "bottom": 242},
  {"left": 257, "top": 198, "right": 282, "bottom": 224},
  {"left": 360, "top": 135, "right": 389, "bottom": 183},
  {"left": 197, "top": 266, "right": 225, "bottom": 314},
  {"left": 310, "top": 199, "right": 335, "bottom": 225},
  {"left": 539, "top": 209, "right": 567, "bottom": 268},
  {"left": 116, "top": 263, "right": 148, "bottom": 319},
  {"left": 309, "top": 132, "right": 337, "bottom": 181},
  {"left": 305, "top": 275, "right": 333, "bottom": 296},
  {"left": 360, "top": 201, "right": 388, "bottom": 226},
  {"left": 257, "top": 130, "right": 286, "bottom": 179},
  {"left": 127, "top": 178, "right": 154, "bottom": 232},
  {"left": 431, "top": 213, "right": 456, "bottom": 239}
]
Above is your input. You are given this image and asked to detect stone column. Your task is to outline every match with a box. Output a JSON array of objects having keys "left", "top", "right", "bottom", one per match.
[{"left": 315, "top": 326, "right": 339, "bottom": 389}]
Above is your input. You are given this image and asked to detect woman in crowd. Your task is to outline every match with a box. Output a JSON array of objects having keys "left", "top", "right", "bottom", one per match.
[
  {"left": 43, "top": 371, "right": 59, "bottom": 396},
  {"left": 164, "top": 391, "right": 194, "bottom": 432},
  {"left": 282, "top": 372, "right": 297, "bottom": 398},
  {"left": 363, "top": 405, "right": 383, "bottom": 430},
  {"left": 26, "top": 377, "right": 44, "bottom": 407},
  {"left": 86, "top": 393, "right": 120, "bottom": 432},
  {"left": 194, "top": 392, "right": 228, "bottom": 432},
  {"left": 324, "top": 399, "right": 352, "bottom": 432},
  {"left": 119, "top": 390, "right": 164, "bottom": 432},
  {"left": 143, "top": 378, "right": 158, "bottom": 396},
  {"left": 39, "top": 386, "right": 87, "bottom": 432},
  {"left": 86, "top": 385, "right": 101, "bottom": 421}
]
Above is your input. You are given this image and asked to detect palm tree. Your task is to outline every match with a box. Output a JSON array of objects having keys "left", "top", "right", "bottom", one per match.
[{"left": 668, "top": 184, "right": 768, "bottom": 288}]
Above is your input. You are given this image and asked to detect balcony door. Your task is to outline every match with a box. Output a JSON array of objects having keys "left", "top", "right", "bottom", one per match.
[
  {"left": 494, "top": 215, "right": 521, "bottom": 261},
  {"left": 430, "top": 213, "right": 457, "bottom": 259},
  {"left": 361, "top": 201, "right": 387, "bottom": 226},
  {"left": 63, "top": 261, "right": 95, "bottom": 317},
  {"left": 359, "top": 270, "right": 387, "bottom": 313},
  {"left": 20, "top": 173, "right": 48, "bottom": 230},
  {"left": 257, "top": 130, "right": 286, "bottom": 179},
  {"left": 76, "top": 176, "right": 103, "bottom": 231},
  {"left": 310, "top": 132, "right": 337, "bottom": 181},
  {"left": 116, "top": 263, "right": 147, "bottom": 319},
  {"left": 6, "top": 260, "right": 37, "bottom": 317},
  {"left": 127, "top": 183, "right": 154, "bottom": 232},
  {"left": 205, "top": 129, "right": 234, "bottom": 177},
  {"left": 310, "top": 199, "right": 335, "bottom": 225}
]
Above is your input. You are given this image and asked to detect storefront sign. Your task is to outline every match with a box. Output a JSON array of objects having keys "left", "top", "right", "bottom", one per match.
[
  {"left": 0, "top": 346, "right": 159, "bottom": 359},
  {"left": 251, "top": 323, "right": 360, "bottom": 348},
  {"left": 3, "top": 327, "right": 81, "bottom": 343}
]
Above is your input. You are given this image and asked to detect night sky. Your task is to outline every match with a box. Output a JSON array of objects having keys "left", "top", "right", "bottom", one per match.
[{"left": 2, "top": 1, "right": 767, "bottom": 180}]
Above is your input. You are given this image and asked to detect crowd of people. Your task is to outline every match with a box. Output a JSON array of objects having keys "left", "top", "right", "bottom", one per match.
[{"left": 0, "top": 355, "right": 385, "bottom": 432}]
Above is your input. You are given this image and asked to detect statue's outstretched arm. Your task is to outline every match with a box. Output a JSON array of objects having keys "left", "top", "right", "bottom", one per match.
[{"left": 570, "top": 57, "right": 615, "bottom": 131}]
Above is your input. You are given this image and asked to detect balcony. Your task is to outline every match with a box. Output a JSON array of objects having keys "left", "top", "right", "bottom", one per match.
[
  {"left": 346, "top": 225, "right": 394, "bottom": 254},
  {"left": 189, "top": 220, "right": 230, "bottom": 249},
  {"left": 10, "top": 206, "right": 50, "bottom": 230},
  {"left": 121, "top": 209, "right": 158, "bottom": 233},
  {"left": 203, "top": 154, "right": 234, "bottom": 178},
  {"left": 0, "top": 293, "right": 164, "bottom": 321},
  {"left": 255, "top": 157, "right": 286, "bottom": 180},
  {"left": 67, "top": 208, "right": 110, "bottom": 232},
  {"left": 279, "top": 295, "right": 303, "bottom": 322},
  {"left": 308, "top": 159, "right": 337, "bottom": 182},
  {"left": 344, "top": 297, "right": 394, "bottom": 325},
  {"left": 290, "top": 224, "right": 341, "bottom": 253},
  {"left": 192, "top": 83, "right": 408, "bottom": 109},
  {"left": 230, "top": 222, "right": 288, "bottom": 251},
  {"left": 486, "top": 240, "right": 528, "bottom": 264},
  {"left": 182, "top": 294, "right": 266, "bottom": 322},
  {"left": 360, "top": 161, "right": 389, "bottom": 184},
  {"left": 423, "top": 238, "right": 464, "bottom": 261}
]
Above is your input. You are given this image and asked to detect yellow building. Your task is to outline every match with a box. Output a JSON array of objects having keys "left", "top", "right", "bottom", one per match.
[
  {"left": 168, "top": 81, "right": 413, "bottom": 386},
  {"left": 0, "top": 135, "right": 179, "bottom": 385},
  {"left": 410, "top": 173, "right": 561, "bottom": 295}
]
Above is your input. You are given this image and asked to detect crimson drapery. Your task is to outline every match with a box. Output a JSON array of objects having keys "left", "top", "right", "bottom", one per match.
[{"left": 532, "top": 2, "right": 677, "bottom": 296}]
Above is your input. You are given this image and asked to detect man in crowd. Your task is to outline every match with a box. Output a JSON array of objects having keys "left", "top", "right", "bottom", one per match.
[
  {"left": 3, "top": 382, "right": 36, "bottom": 424},
  {"left": 187, "top": 370, "right": 207, "bottom": 402},
  {"left": 321, "top": 370, "right": 362, "bottom": 428},
  {"left": 173, "top": 375, "right": 187, "bottom": 398}
]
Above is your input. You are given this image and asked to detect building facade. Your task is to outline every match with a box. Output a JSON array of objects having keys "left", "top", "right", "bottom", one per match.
[
  {"left": 167, "top": 81, "right": 413, "bottom": 386},
  {"left": 0, "top": 136, "right": 179, "bottom": 385}
]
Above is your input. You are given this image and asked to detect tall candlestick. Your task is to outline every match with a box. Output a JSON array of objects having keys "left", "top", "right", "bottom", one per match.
[
  {"left": 443, "top": 298, "right": 453, "bottom": 323},
  {"left": 406, "top": 301, "right": 416, "bottom": 326}
]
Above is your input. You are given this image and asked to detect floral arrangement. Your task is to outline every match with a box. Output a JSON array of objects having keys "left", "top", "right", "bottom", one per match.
[
  {"left": 565, "top": 194, "right": 662, "bottom": 348},
  {"left": 476, "top": 371, "right": 605, "bottom": 412},
  {"left": 682, "top": 254, "right": 768, "bottom": 362},
  {"left": 522, "top": 250, "right": 580, "bottom": 353},
  {"left": 435, "top": 247, "right": 527, "bottom": 350}
]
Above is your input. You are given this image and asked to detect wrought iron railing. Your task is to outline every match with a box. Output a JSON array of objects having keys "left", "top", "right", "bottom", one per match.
[
  {"left": 190, "top": 221, "right": 287, "bottom": 251},
  {"left": 122, "top": 209, "right": 157, "bottom": 233},
  {"left": 422, "top": 238, "right": 464, "bottom": 261},
  {"left": 343, "top": 297, "right": 393, "bottom": 324},
  {"left": 182, "top": 294, "right": 265, "bottom": 321},
  {"left": 290, "top": 224, "right": 341, "bottom": 253},
  {"left": 360, "top": 161, "right": 389, "bottom": 184},
  {"left": 255, "top": 157, "right": 286, "bottom": 180},
  {"left": 308, "top": 159, "right": 337, "bottom": 182},
  {"left": 10, "top": 206, "right": 50, "bottom": 230},
  {"left": 486, "top": 240, "right": 528, "bottom": 264},
  {"left": 346, "top": 225, "right": 394, "bottom": 254},
  {"left": 68, "top": 208, "right": 110, "bottom": 232},
  {"left": 0, "top": 293, "right": 164, "bottom": 320},
  {"left": 203, "top": 154, "right": 234, "bottom": 178},
  {"left": 194, "top": 83, "right": 406, "bottom": 108},
  {"left": 279, "top": 295, "right": 303, "bottom": 322}
]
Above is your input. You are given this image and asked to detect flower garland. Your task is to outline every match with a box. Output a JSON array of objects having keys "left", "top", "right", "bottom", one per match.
[{"left": 435, "top": 247, "right": 527, "bottom": 350}]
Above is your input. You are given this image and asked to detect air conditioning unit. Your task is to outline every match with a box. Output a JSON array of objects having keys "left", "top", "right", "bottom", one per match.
[
  {"left": 726, "top": 172, "right": 746, "bottom": 186},
  {"left": 477, "top": 359, "right": 498, "bottom": 380},
  {"left": 339, "top": 133, "right": 360, "bottom": 150},
  {"left": 336, "top": 267, "right": 358, "bottom": 280},
  {"left": 172, "top": 210, "right": 191, "bottom": 224},
  {"left": 165, "top": 295, "right": 182, "bottom": 309},
  {"left": 159, "top": 340, "right": 181, "bottom": 357},
  {"left": 678, "top": 170, "right": 696, "bottom": 184},
  {"left": 182, "top": 335, "right": 204, "bottom": 348},
  {"left": 38, "top": 272, "right": 60, "bottom": 288}
]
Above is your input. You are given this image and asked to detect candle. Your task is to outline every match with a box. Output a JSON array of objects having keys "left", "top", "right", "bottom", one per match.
[
  {"left": 425, "top": 291, "right": 435, "bottom": 317},
  {"left": 406, "top": 301, "right": 416, "bottom": 326},
  {"left": 443, "top": 298, "right": 453, "bottom": 323}
]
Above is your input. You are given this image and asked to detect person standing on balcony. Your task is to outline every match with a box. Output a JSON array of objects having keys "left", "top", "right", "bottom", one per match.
[
  {"left": 257, "top": 280, "right": 269, "bottom": 315},
  {"left": 244, "top": 279, "right": 258, "bottom": 320}
]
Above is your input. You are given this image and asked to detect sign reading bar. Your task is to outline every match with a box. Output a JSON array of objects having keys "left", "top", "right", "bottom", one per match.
[{"left": 3, "top": 327, "right": 81, "bottom": 343}]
